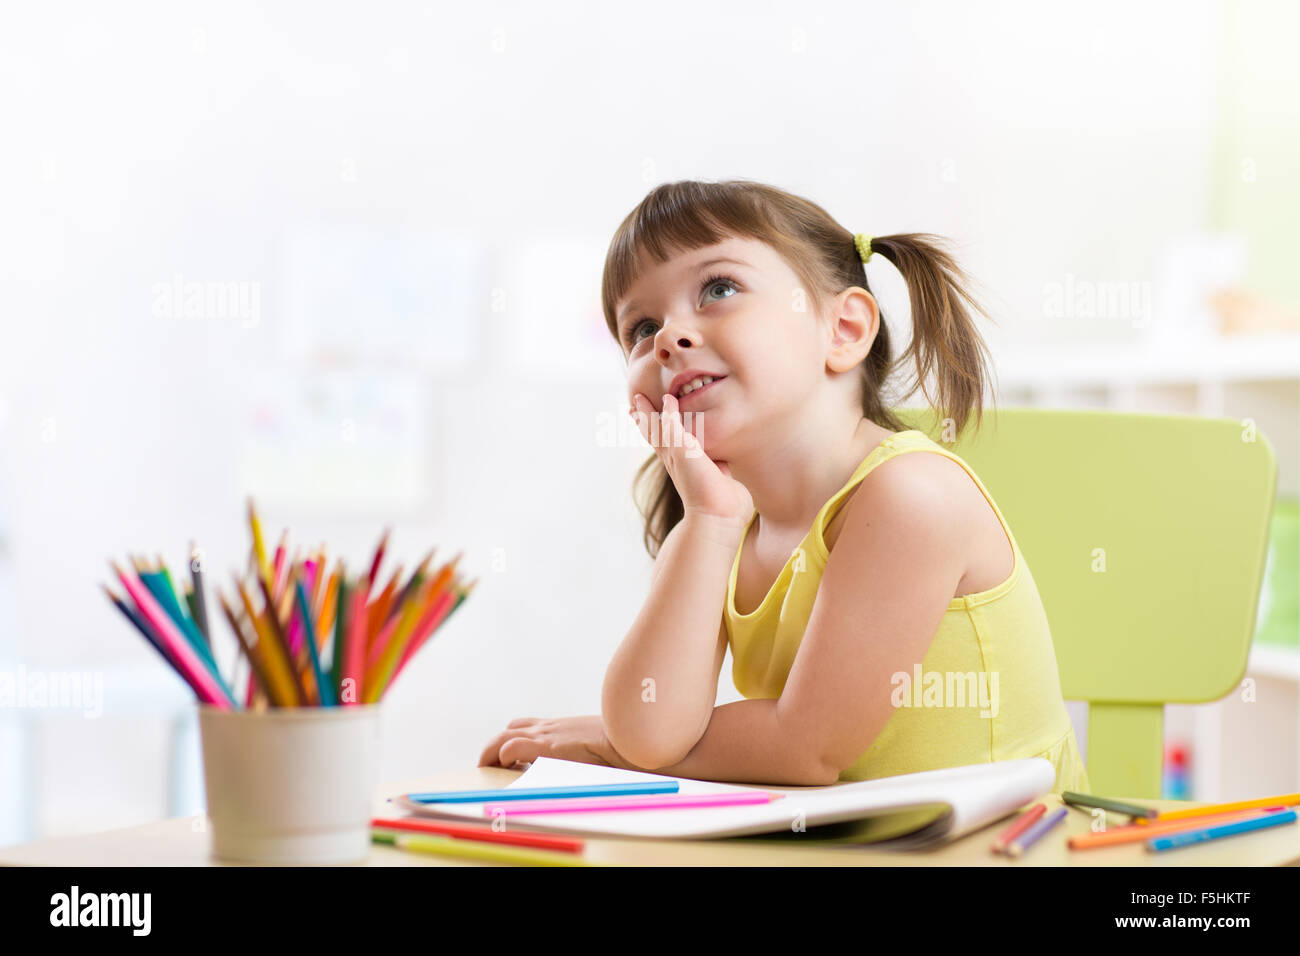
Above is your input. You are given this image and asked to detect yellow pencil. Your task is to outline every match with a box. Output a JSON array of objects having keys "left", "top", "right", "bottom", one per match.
[
  {"left": 1134, "top": 791, "right": 1300, "bottom": 826},
  {"left": 377, "top": 831, "right": 596, "bottom": 867},
  {"left": 248, "top": 498, "right": 270, "bottom": 584},
  {"left": 236, "top": 577, "right": 301, "bottom": 706}
]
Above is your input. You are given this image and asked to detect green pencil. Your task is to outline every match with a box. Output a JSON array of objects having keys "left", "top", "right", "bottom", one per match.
[
  {"left": 332, "top": 574, "right": 350, "bottom": 701},
  {"left": 373, "top": 830, "right": 597, "bottom": 867},
  {"left": 1062, "top": 791, "right": 1158, "bottom": 820}
]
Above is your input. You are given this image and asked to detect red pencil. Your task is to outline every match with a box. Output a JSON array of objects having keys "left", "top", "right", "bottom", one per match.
[
  {"left": 368, "top": 528, "right": 390, "bottom": 589},
  {"left": 992, "top": 803, "right": 1047, "bottom": 854},
  {"left": 371, "top": 816, "right": 584, "bottom": 853},
  {"left": 341, "top": 574, "right": 372, "bottom": 705}
]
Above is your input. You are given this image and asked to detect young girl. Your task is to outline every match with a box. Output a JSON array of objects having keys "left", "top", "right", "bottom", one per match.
[{"left": 479, "top": 178, "right": 1089, "bottom": 794}]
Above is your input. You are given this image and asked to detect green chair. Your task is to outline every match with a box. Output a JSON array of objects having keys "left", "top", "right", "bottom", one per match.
[{"left": 893, "top": 406, "right": 1278, "bottom": 799}]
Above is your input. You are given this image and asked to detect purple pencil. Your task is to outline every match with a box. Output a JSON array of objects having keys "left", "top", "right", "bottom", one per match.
[{"left": 1005, "top": 806, "right": 1068, "bottom": 858}]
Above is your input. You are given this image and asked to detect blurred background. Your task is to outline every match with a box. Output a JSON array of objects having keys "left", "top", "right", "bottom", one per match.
[{"left": 1, "top": 0, "right": 1298, "bottom": 845}]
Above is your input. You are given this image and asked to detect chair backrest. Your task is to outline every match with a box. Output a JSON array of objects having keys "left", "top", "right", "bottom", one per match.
[{"left": 892, "top": 406, "right": 1278, "bottom": 797}]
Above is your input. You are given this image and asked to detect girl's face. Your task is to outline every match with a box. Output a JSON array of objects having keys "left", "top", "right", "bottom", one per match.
[{"left": 614, "top": 236, "right": 833, "bottom": 456}]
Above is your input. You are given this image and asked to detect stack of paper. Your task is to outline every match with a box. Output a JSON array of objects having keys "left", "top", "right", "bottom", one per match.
[{"left": 391, "top": 756, "right": 1056, "bottom": 850}]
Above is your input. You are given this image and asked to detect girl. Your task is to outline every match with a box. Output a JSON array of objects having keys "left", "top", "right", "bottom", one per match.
[{"left": 479, "top": 178, "right": 1089, "bottom": 794}]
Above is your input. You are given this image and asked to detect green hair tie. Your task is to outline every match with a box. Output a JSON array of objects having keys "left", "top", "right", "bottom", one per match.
[{"left": 854, "top": 233, "right": 873, "bottom": 264}]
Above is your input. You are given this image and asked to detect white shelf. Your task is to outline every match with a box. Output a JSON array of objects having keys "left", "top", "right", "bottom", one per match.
[
  {"left": 1248, "top": 644, "right": 1300, "bottom": 682},
  {"left": 994, "top": 332, "right": 1300, "bottom": 388}
]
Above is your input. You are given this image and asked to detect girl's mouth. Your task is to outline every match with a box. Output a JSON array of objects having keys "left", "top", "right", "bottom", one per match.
[{"left": 676, "top": 376, "right": 726, "bottom": 407}]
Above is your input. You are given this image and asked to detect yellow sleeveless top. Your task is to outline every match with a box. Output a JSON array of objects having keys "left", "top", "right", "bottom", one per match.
[{"left": 724, "top": 429, "right": 1090, "bottom": 794}]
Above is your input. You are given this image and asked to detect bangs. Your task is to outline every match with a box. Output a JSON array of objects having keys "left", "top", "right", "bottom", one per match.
[{"left": 601, "top": 180, "right": 815, "bottom": 341}]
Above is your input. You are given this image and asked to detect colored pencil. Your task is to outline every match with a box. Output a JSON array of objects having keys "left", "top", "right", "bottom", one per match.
[
  {"left": 1061, "top": 792, "right": 1158, "bottom": 820},
  {"left": 1004, "top": 806, "right": 1068, "bottom": 858},
  {"left": 483, "top": 790, "right": 782, "bottom": 816},
  {"left": 387, "top": 579, "right": 476, "bottom": 696},
  {"left": 237, "top": 577, "right": 302, "bottom": 706},
  {"left": 217, "top": 589, "right": 285, "bottom": 707},
  {"left": 370, "top": 817, "right": 584, "bottom": 853},
  {"left": 1069, "top": 805, "right": 1291, "bottom": 850},
  {"left": 259, "top": 573, "right": 312, "bottom": 705},
  {"left": 1133, "top": 791, "right": 1300, "bottom": 826},
  {"left": 373, "top": 831, "right": 593, "bottom": 867},
  {"left": 384, "top": 549, "right": 434, "bottom": 627},
  {"left": 331, "top": 573, "right": 350, "bottom": 700},
  {"left": 1146, "top": 808, "right": 1297, "bottom": 852},
  {"left": 295, "top": 578, "right": 335, "bottom": 706},
  {"left": 317, "top": 561, "right": 342, "bottom": 656},
  {"left": 103, "top": 585, "right": 185, "bottom": 678},
  {"left": 111, "top": 561, "right": 236, "bottom": 709},
  {"left": 139, "top": 566, "right": 231, "bottom": 700},
  {"left": 991, "top": 803, "right": 1046, "bottom": 854},
  {"left": 366, "top": 583, "right": 455, "bottom": 702},
  {"left": 367, "top": 565, "right": 403, "bottom": 645},
  {"left": 341, "top": 574, "right": 371, "bottom": 705},
  {"left": 408, "top": 781, "right": 680, "bottom": 804},
  {"left": 248, "top": 498, "right": 270, "bottom": 583},
  {"left": 271, "top": 532, "right": 288, "bottom": 597},
  {"left": 106, "top": 506, "right": 470, "bottom": 709},
  {"left": 189, "top": 542, "right": 211, "bottom": 648},
  {"left": 368, "top": 528, "right": 390, "bottom": 588}
]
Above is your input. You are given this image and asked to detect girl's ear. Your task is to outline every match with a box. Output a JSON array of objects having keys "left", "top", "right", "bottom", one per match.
[{"left": 825, "top": 287, "right": 879, "bottom": 374}]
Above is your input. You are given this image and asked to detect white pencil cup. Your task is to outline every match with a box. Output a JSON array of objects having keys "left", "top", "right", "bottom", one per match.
[{"left": 197, "top": 703, "right": 382, "bottom": 865}]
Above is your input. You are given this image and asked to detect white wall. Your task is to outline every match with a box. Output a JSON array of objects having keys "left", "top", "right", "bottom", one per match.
[{"left": 0, "top": 0, "right": 1223, "bottom": 840}]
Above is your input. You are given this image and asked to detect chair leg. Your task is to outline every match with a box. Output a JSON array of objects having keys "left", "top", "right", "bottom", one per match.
[{"left": 1088, "top": 702, "right": 1164, "bottom": 799}]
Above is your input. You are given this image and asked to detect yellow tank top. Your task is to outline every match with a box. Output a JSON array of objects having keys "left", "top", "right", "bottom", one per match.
[{"left": 724, "top": 429, "right": 1090, "bottom": 794}]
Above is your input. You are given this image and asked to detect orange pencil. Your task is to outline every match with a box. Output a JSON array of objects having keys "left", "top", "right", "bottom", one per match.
[
  {"left": 1070, "top": 806, "right": 1291, "bottom": 849},
  {"left": 316, "top": 561, "right": 342, "bottom": 657},
  {"left": 309, "top": 544, "right": 327, "bottom": 613},
  {"left": 367, "top": 565, "right": 403, "bottom": 645}
]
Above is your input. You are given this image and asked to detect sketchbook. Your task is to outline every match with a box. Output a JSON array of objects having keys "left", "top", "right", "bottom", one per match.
[{"left": 389, "top": 756, "right": 1056, "bottom": 850}]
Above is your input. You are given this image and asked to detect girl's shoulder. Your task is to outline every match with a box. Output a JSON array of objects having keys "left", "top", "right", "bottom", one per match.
[{"left": 823, "top": 444, "right": 992, "bottom": 558}]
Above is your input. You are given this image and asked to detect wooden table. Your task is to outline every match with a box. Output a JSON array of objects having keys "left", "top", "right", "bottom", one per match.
[{"left": 3, "top": 767, "right": 1297, "bottom": 866}]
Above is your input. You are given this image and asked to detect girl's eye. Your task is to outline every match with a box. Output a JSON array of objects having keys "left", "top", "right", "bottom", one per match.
[{"left": 624, "top": 274, "right": 739, "bottom": 349}]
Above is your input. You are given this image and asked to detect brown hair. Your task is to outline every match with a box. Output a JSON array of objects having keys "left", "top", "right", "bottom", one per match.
[{"left": 601, "top": 178, "right": 998, "bottom": 559}]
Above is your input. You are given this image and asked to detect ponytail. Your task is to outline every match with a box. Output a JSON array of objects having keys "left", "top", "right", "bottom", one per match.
[{"left": 868, "top": 233, "right": 995, "bottom": 439}]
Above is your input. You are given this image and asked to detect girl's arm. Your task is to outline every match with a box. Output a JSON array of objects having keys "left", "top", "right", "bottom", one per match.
[
  {"left": 601, "top": 514, "right": 742, "bottom": 769},
  {"left": 617, "top": 698, "right": 834, "bottom": 785}
]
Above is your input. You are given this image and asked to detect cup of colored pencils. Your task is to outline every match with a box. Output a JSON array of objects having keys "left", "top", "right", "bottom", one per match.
[{"left": 102, "top": 499, "right": 477, "bottom": 863}]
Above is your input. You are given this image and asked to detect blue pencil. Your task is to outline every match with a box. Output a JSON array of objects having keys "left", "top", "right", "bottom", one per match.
[
  {"left": 294, "top": 578, "right": 335, "bottom": 706},
  {"left": 1147, "top": 808, "right": 1298, "bottom": 852},
  {"left": 408, "top": 781, "right": 679, "bottom": 803},
  {"left": 1005, "top": 806, "right": 1068, "bottom": 858},
  {"left": 138, "top": 566, "right": 238, "bottom": 705}
]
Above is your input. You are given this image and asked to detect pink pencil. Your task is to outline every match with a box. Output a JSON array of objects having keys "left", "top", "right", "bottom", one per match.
[
  {"left": 111, "top": 562, "right": 236, "bottom": 709},
  {"left": 482, "top": 790, "right": 783, "bottom": 816},
  {"left": 341, "top": 576, "right": 371, "bottom": 705}
]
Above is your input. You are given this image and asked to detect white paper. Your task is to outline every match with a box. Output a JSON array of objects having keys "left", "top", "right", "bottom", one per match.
[{"left": 391, "top": 755, "right": 1056, "bottom": 847}]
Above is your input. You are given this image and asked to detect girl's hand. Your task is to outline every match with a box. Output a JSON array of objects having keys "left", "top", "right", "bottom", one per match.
[
  {"left": 629, "top": 392, "right": 754, "bottom": 531},
  {"left": 478, "top": 715, "right": 640, "bottom": 771}
]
